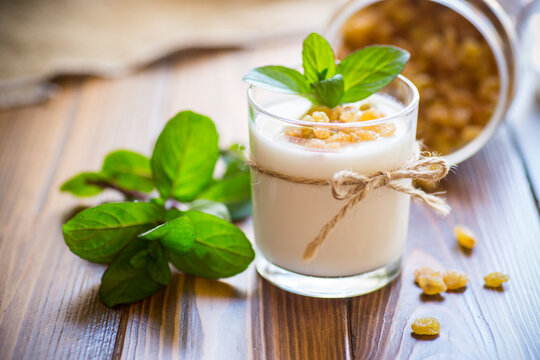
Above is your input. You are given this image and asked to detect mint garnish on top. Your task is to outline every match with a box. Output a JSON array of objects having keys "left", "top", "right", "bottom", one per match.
[{"left": 243, "top": 33, "right": 410, "bottom": 108}]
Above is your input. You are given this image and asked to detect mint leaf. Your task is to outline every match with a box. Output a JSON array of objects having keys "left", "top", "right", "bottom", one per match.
[
  {"left": 146, "top": 243, "right": 171, "bottom": 285},
  {"left": 169, "top": 211, "right": 255, "bottom": 278},
  {"left": 243, "top": 66, "right": 312, "bottom": 96},
  {"left": 100, "top": 239, "right": 163, "bottom": 307},
  {"left": 184, "top": 199, "right": 231, "bottom": 221},
  {"left": 198, "top": 173, "right": 251, "bottom": 222},
  {"left": 128, "top": 244, "right": 171, "bottom": 284},
  {"left": 139, "top": 215, "right": 196, "bottom": 256},
  {"left": 129, "top": 250, "right": 149, "bottom": 269},
  {"left": 102, "top": 150, "right": 154, "bottom": 193},
  {"left": 151, "top": 111, "right": 219, "bottom": 202},
  {"left": 221, "top": 144, "right": 248, "bottom": 179},
  {"left": 62, "top": 202, "right": 163, "bottom": 263},
  {"left": 217, "top": 144, "right": 252, "bottom": 221},
  {"left": 226, "top": 202, "right": 252, "bottom": 222},
  {"left": 312, "top": 74, "right": 345, "bottom": 108},
  {"left": 302, "top": 33, "right": 336, "bottom": 84},
  {"left": 337, "top": 45, "right": 410, "bottom": 102},
  {"left": 60, "top": 172, "right": 107, "bottom": 197}
]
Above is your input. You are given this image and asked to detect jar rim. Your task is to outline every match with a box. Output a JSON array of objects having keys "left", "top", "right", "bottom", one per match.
[{"left": 247, "top": 74, "right": 419, "bottom": 128}]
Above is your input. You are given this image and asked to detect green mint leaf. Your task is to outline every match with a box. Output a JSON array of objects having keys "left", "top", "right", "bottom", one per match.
[
  {"left": 151, "top": 111, "right": 219, "bottom": 202},
  {"left": 198, "top": 173, "right": 251, "bottom": 222},
  {"left": 168, "top": 211, "right": 255, "bottom": 278},
  {"left": 145, "top": 243, "right": 171, "bottom": 285},
  {"left": 337, "top": 45, "right": 410, "bottom": 102},
  {"left": 312, "top": 74, "right": 345, "bottom": 108},
  {"left": 100, "top": 239, "right": 163, "bottom": 307},
  {"left": 216, "top": 144, "right": 252, "bottom": 221},
  {"left": 226, "top": 202, "right": 252, "bottom": 222},
  {"left": 60, "top": 172, "right": 107, "bottom": 197},
  {"left": 184, "top": 199, "right": 231, "bottom": 222},
  {"left": 164, "top": 207, "right": 183, "bottom": 222},
  {"left": 302, "top": 32, "right": 336, "bottom": 84},
  {"left": 243, "top": 66, "right": 311, "bottom": 96},
  {"left": 62, "top": 202, "right": 164, "bottom": 263},
  {"left": 102, "top": 150, "right": 154, "bottom": 193},
  {"left": 139, "top": 215, "right": 196, "bottom": 256},
  {"left": 221, "top": 144, "right": 248, "bottom": 179},
  {"left": 129, "top": 250, "right": 149, "bottom": 269}
]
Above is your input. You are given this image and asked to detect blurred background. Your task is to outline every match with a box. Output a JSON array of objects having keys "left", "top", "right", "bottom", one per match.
[{"left": 0, "top": 0, "right": 539, "bottom": 163}]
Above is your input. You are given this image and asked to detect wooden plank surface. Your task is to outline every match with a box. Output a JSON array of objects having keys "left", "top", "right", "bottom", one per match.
[{"left": 0, "top": 41, "right": 539, "bottom": 360}]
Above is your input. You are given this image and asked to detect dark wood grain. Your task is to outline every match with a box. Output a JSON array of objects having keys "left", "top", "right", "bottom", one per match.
[{"left": 0, "top": 41, "right": 539, "bottom": 360}]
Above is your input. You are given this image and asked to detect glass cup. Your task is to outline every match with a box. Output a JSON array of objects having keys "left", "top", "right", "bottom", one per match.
[{"left": 248, "top": 75, "right": 419, "bottom": 298}]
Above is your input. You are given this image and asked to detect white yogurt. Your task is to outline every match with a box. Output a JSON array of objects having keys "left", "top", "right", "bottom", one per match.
[{"left": 249, "top": 94, "right": 416, "bottom": 277}]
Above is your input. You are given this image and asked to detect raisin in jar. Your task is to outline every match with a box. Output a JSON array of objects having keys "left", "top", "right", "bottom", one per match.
[{"left": 326, "top": 0, "right": 528, "bottom": 163}]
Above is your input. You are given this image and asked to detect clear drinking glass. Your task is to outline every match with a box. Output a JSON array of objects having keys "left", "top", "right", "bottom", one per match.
[{"left": 248, "top": 75, "right": 419, "bottom": 298}]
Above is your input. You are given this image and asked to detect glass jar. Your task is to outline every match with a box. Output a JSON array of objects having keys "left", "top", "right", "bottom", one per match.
[
  {"left": 326, "top": 0, "right": 526, "bottom": 164},
  {"left": 248, "top": 75, "right": 419, "bottom": 297}
]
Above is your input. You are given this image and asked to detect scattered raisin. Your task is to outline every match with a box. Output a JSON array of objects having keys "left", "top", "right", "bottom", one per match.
[
  {"left": 411, "top": 317, "right": 440, "bottom": 335},
  {"left": 414, "top": 267, "right": 441, "bottom": 284},
  {"left": 443, "top": 270, "right": 469, "bottom": 290},
  {"left": 484, "top": 272, "right": 509, "bottom": 288},
  {"left": 454, "top": 225, "right": 476, "bottom": 249},
  {"left": 418, "top": 274, "right": 447, "bottom": 295}
]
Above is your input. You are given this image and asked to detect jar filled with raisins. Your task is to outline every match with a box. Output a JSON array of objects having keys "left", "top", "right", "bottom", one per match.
[{"left": 326, "top": 0, "right": 531, "bottom": 163}]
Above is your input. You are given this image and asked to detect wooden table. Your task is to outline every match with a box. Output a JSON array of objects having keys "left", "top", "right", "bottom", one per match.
[{"left": 1, "top": 41, "right": 539, "bottom": 359}]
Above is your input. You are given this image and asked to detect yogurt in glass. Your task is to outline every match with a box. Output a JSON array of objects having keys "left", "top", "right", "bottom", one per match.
[{"left": 248, "top": 75, "right": 419, "bottom": 297}]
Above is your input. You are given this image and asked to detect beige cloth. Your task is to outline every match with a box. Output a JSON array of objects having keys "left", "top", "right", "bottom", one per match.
[{"left": 0, "top": 0, "right": 341, "bottom": 109}]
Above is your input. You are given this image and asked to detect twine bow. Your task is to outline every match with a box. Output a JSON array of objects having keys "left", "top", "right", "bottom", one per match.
[{"left": 246, "top": 143, "right": 451, "bottom": 261}]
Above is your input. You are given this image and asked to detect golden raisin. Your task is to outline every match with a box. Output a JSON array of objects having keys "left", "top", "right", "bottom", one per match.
[
  {"left": 312, "top": 111, "right": 330, "bottom": 123},
  {"left": 313, "top": 127, "right": 332, "bottom": 139},
  {"left": 454, "top": 225, "right": 476, "bottom": 249},
  {"left": 340, "top": 109, "right": 360, "bottom": 123},
  {"left": 484, "top": 272, "right": 509, "bottom": 288},
  {"left": 302, "top": 127, "right": 314, "bottom": 137},
  {"left": 418, "top": 274, "right": 447, "bottom": 295},
  {"left": 414, "top": 267, "right": 441, "bottom": 284},
  {"left": 359, "top": 102, "right": 372, "bottom": 111},
  {"left": 308, "top": 106, "right": 333, "bottom": 118},
  {"left": 359, "top": 109, "right": 385, "bottom": 121},
  {"left": 285, "top": 128, "right": 302, "bottom": 138},
  {"left": 302, "top": 114, "right": 314, "bottom": 122},
  {"left": 339, "top": 0, "right": 500, "bottom": 155},
  {"left": 327, "top": 107, "right": 342, "bottom": 122},
  {"left": 291, "top": 105, "right": 393, "bottom": 148},
  {"left": 412, "top": 317, "right": 440, "bottom": 336},
  {"left": 305, "top": 139, "right": 327, "bottom": 149},
  {"left": 443, "top": 270, "right": 469, "bottom": 290},
  {"left": 353, "top": 129, "right": 379, "bottom": 141},
  {"left": 326, "top": 132, "right": 353, "bottom": 143},
  {"left": 365, "top": 123, "right": 396, "bottom": 137}
]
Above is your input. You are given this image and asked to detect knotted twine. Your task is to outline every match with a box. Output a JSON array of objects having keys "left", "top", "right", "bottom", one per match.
[{"left": 245, "top": 142, "right": 451, "bottom": 261}]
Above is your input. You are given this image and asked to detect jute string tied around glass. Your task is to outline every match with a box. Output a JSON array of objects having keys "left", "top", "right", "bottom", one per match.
[{"left": 245, "top": 142, "right": 451, "bottom": 261}]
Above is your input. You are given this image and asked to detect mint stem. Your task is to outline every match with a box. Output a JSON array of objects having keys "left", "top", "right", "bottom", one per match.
[{"left": 87, "top": 180, "right": 149, "bottom": 201}]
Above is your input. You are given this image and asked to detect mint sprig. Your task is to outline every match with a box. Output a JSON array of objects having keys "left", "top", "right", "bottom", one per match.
[
  {"left": 243, "top": 32, "right": 410, "bottom": 108},
  {"left": 61, "top": 111, "right": 254, "bottom": 307}
]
